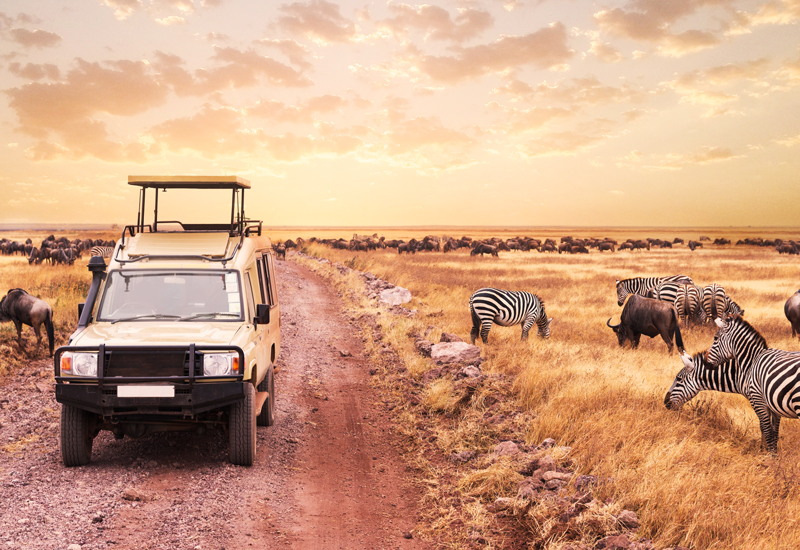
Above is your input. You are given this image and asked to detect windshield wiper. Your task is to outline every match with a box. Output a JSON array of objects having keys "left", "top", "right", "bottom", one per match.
[
  {"left": 111, "top": 314, "right": 181, "bottom": 324},
  {"left": 179, "top": 312, "right": 241, "bottom": 321}
]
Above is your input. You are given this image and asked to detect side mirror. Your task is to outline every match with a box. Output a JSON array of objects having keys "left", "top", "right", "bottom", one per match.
[
  {"left": 78, "top": 303, "right": 85, "bottom": 319},
  {"left": 254, "top": 303, "right": 270, "bottom": 326}
]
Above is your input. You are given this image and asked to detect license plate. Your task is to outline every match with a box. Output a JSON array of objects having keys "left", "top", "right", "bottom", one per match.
[{"left": 117, "top": 385, "right": 175, "bottom": 398}]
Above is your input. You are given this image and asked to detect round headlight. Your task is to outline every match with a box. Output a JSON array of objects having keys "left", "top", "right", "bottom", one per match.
[
  {"left": 73, "top": 353, "right": 98, "bottom": 377},
  {"left": 204, "top": 354, "right": 232, "bottom": 376}
]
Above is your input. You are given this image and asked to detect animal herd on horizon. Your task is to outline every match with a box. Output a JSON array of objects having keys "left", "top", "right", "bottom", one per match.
[{"left": 2, "top": 231, "right": 800, "bottom": 455}]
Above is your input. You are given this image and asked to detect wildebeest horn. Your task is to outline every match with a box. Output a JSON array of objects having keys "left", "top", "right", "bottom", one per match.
[{"left": 606, "top": 318, "right": 620, "bottom": 329}]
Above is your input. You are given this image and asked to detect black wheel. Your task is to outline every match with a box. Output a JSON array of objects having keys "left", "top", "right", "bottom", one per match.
[
  {"left": 60, "top": 405, "right": 93, "bottom": 467},
  {"left": 257, "top": 364, "right": 275, "bottom": 427},
  {"left": 229, "top": 382, "right": 256, "bottom": 465}
]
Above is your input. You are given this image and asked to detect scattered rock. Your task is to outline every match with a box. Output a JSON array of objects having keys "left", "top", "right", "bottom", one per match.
[
  {"left": 422, "top": 368, "right": 443, "bottom": 382},
  {"left": 379, "top": 287, "right": 412, "bottom": 306},
  {"left": 486, "top": 497, "right": 516, "bottom": 513},
  {"left": 415, "top": 339, "right": 433, "bottom": 357},
  {"left": 542, "top": 471, "right": 572, "bottom": 483},
  {"left": 494, "top": 441, "right": 520, "bottom": 456},
  {"left": 517, "top": 477, "right": 545, "bottom": 499},
  {"left": 454, "top": 365, "right": 482, "bottom": 379},
  {"left": 430, "top": 342, "right": 481, "bottom": 365},
  {"left": 449, "top": 450, "right": 477, "bottom": 463},
  {"left": 617, "top": 510, "right": 640, "bottom": 530},
  {"left": 595, "top": 534, "right": 633, "bottom": 549},
  {"left": 122, "top": 487, "right": 153, "bottom": 502},
  {"left": 538, "top": 438, "right": 556, "bottom": 450},
  {"left": 574, "top": 474, "right": 598, "bottom": 491},
  {"left": 339, "top": 349, "right": 352, "bottom": 357},
  {"left": 439, "top": 332, "right": 463, "bottom": 343},
  {"left": 67, "top": 545, "right": 82, "bottom": 550},
  {"left": 401, "top": 531, "right": 413, "bottom": 539}
]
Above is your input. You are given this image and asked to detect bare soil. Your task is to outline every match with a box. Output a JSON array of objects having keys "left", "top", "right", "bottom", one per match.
[{"left": 0, "top": 259, "right": 431, "bottom": 550}]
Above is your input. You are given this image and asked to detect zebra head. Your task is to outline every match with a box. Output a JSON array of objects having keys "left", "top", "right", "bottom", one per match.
[
  {"left": 664, "top": 351, "right": 702, "bottom": 410},
  {"left": 706, "top": 317, "right": 735, "bottom": 367},
  {"left": 537, "top": 317, "right": 554, "bottom": 339}
]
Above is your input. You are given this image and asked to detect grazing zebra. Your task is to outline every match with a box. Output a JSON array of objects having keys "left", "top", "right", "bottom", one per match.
[
  {"left": 704, "top": 315, "right": 800, "bottom": 453},
  {"left": 469, "top": 288, "right": 552, "bottom": 344},
  {"left": 701, "top": 284, "right": 742, "bottom": 321},
  {"left": 90, "top": 245, "right": 114, "bottom": 258},
  {"left": 673, "top": 284, "right": 706, "bottom": 326},
  {"left": 615, "top": 275, "right": 693, "bottom": 306}
]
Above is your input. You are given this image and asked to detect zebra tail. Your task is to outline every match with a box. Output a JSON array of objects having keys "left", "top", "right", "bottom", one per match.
[
  {"left": 46, "top": 308, "right": 55, "bottom": 357},
  {"left": 711, "top": 292, "right": 718, "bottom": 320},
  {"left": 672, "top": 308, "right": 684, "bottom": 352}
]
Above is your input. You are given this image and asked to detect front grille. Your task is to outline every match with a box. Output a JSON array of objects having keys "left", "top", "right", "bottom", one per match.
[{"left": 103, "top": 351, "right": 201, "bottom": 378}]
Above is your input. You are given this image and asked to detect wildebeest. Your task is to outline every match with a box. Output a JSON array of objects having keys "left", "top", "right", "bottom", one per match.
[
  {"left": 470, "top": 244, "right": 498, "bottom": 257},
  {"left": 0, "top": 289, "right": 54, "bottom": 356},
  {"left": 607, "top": 294, "right": 684, "bottom": 353},
  {"left": 275, "top": 244, "right": 286, "bottom": 260},
  {"left": 785, "top": 290, "right": 800, "bottom": 338}
]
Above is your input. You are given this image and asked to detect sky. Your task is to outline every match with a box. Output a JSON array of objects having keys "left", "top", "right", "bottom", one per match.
[{"left": 0, "top": 0, "right": 799, "bottom": 227}]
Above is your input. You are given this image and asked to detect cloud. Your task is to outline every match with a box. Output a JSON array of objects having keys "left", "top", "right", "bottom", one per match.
[
  {"left": 775, "top": 133, "right": 800, "bottom": 146},
  {"left": 8, "top": 62, "right": 60, "bottom": 80},
  {"left": 377, "top": 3, "right": 493, "bottom": 43},
  {"left": 257, "top": 38, "right": 313, "bottom": 69},
  {"left": 588, "top": 40, "right": 623, "bottom": 63},
  {"left": 727, "top": 0, "right": 800, "bottom": 33},
  {"left": 248, "top": 94, "right": 347, "bottom": 123},
  {"left": 493, "top": 76, "right": 645, "bottom": 106},
  {"left": 100, "top": 0, "right": 222, "bottom": 21},
  {"left": 615, "top": 145, "right": 743, "bottom": 170},
  {"left": 487, "top": 102, "right": 574, "bottom": 133},
  {"left": 5, "top": 58, "right": 168, "bottom": 161},
  {"left": 156, "top": 15, "right": 185, "bottom": 25},
  {"left": 277, "top": 0, "right": 357, "bottom": 44},
  {"left": 383, "top": 116, "right": 473, "bottom": 156},
  {"left": 519, "top": 118, "right": 616, "bottom": 157},
  {"left": 9, "top": 28, "right": 61, "bottom": 48},
  {"left": 153, "top": 47, "right": 313, "bottom": 96},
  {"left": 594, "top": 0, "right": 732, "bottom": 57},
  {"left": 407, "top": 22, "right": 573, "bottom": 83}
]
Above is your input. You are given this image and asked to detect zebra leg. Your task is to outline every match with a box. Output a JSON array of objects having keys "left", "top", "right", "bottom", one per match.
[
  {"left": 753, "top": 402, "right": 781, "bottom": 453},
  {"left": 480, "top": 320, "right": 492, "bottom": 344}
]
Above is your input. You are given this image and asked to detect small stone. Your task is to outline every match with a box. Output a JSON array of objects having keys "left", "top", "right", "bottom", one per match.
[
  {"left": 494, "top": 441, "right": 520, "bottom": 456},
  {"left": 67, "top": 545, "right": 82, "bottom": 550},
  {"left": 542, "top": 471, "right": 572, "bottom": 483},
  {"left": 486, "top": 497, "right": 515, "bottom": 513},
  {"left": 455, "top": 365, "right": 482, "bottom": 379},
  {"left": 545, "top": 479, "right": 567, "bottom": 490},
  {"left": 517, "top": 477, "right": 544, "bottom": 500},
  {"left": 439, "top": 332, "right": 463, "bottom": 343},
  {"left": 339, "top": 350, "right": 352, "bottom": 357},
  {"left": 449, "top": 450, "right": 476, "bottom": 463},
  {"left": 595, "top": 534, "right": 632, "bottom": 549},
  {"left": 538, "top": 438, "right": 556, "bottom": 450},
  {"left": 574, "top": 474, "right": 598, "bottom": 491},
  {"left": 617, "top": 510, "right": 640, "bottom": 530},
  {"left": 414, "top": 339, "right": 433, "bottom": 358},
  {"left": 379, "top": 287, "right": 412, "bottom": 306},
  {"left": 401, "top": 531, "right": 413, "bottom": 539},
  {"left": 430, "top": 342, "right": 481, "bottom": 365}
]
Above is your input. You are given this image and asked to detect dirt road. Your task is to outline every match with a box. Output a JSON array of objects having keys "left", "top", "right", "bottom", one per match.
[{"left": 0, "top": 260, "right": 430, "bottom": 550}]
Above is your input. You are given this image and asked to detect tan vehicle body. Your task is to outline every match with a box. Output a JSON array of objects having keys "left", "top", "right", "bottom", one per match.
[{"left": 55, "top": 176, "right": 280, "bottom": 467}]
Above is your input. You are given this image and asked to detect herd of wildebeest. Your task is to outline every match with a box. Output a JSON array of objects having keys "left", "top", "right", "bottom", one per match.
[
  {"left": 0, "top": 235, "right": 116, "bottom": 265},
  {"left": 279, "top": 233, "right": 800, "bottom": 255}
]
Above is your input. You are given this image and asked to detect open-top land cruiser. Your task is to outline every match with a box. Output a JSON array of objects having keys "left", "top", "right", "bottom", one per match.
[{"left": 55, "top": 176, "right": 280, "bottom": 466}]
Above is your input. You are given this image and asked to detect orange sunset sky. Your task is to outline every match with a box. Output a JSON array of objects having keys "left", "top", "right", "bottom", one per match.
[{"left": 1, "top": 0, "right": 799, "bottom": 227}]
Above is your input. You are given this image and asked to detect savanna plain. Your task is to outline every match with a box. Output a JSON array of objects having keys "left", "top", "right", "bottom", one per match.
[{"left": 3, "top": 227, "right": 800, "bottom": 550}]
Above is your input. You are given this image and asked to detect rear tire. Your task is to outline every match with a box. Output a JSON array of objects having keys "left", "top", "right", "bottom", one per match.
[
  {"left": 256, "top": 365, "right": 275, "bottom": 427},
  {"left": 229, "top": 383, "right": 256, "bottom": 466},
  {"left": 61, "top": 405, "right": 93, "bottom": 467}
]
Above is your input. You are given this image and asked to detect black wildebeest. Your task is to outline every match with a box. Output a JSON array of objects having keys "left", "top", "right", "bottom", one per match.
[
  {"left": 607, "top": 294, "right": 684, "bottom": 353},
  {"left": 470, "top": 244, "right": 498, "bottom": 257},
  {"left": 0, "top": 289, "right": 54, "bottom": 356},
  {"left": 785, "top": 290, "right": 800, "bottom": 338}
]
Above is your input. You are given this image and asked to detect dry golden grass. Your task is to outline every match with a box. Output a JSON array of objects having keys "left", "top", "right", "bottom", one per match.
[
  {"left": 0, "top": 231, "right": 116, "bottom": 374},
  {"left": 292, "top": 231, "right": 800, "bottom": 550}
]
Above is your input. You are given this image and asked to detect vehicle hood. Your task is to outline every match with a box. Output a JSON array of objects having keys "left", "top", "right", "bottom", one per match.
[{"left": 71, "top": 322, "right": 244, "bottom": 347}]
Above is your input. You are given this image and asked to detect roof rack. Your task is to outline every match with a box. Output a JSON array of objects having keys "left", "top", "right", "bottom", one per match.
[
  {"left": 126, "top": 176, "right": 258, "bottom": 236},
  {"left": 115, "top": 176, "right": 262, "bottom": 267}
]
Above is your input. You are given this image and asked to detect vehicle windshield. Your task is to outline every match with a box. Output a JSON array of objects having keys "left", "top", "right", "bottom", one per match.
[{"left": 96, "top": 270, "right": 243, "bottom": 322}]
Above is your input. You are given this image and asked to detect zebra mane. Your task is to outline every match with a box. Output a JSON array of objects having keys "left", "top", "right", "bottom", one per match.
[{"left": 728, "top": 314, "right": 768, "bottom": 349}]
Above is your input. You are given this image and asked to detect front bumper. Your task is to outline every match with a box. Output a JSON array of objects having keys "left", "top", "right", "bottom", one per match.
[{"left": 54, "top": 344, "right": 246, "bottom": 417}]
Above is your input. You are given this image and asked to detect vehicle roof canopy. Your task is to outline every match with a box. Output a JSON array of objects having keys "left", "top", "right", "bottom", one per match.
[{"left": 128, "top": 176, "right": 250, "bottom": 189}]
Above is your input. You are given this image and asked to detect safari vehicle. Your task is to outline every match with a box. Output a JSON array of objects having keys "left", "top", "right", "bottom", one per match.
[{"left": 54, "top": 176, "right": 280, "bottom": 466}]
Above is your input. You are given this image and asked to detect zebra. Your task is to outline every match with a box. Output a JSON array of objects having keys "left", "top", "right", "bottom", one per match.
[
  {"left": 673, "top": 284, "right": 706, "bottom": 326},
  {"left": 703, "top": 315, "right": 800, "bottom": 453},
  {"left": 702, "top": 283, "right": 743, "bottom": 321},
  {"left": 615, "top": 275, "right": 693, "bottom": 306},
  {"left": 469, "top": 288, "right": 552, "bottom": 344},
  {"left": 90, "top": 246, "right": 115, "bottom": 258}
]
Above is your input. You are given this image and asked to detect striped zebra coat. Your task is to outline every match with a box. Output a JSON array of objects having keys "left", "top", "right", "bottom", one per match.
[
  {"left": 615, "top": 275, "right": 693, "bottom": 306},
  {"left": 673, "top": 284, "right": 706, "bottom": 326},
  {"left": 469, "top": 288, "right": 552, "bottom": 344},
  {"left": 90, "top": 246, "right": 114, "bottom": 258},
  {"left": 704, "top": 315, "right": 800, "bottom": 453},
  {"left": 702, "top": 284, "right": 743, "bottom": 321}
]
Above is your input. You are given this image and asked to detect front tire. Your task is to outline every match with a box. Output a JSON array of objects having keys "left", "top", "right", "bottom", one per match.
[
  {"left": 257, "top": 364, "right": 275, "bottom": 427},
  {"left": 61, "top": 405, "right": 93, "bottom": 467},
  {"left": 229, "top": 383, "right": 256, "bottom": 465}
]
